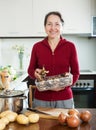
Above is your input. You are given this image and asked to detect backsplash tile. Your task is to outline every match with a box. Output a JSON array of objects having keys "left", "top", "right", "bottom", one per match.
[{"left": 0, "top": 36, "right": 96, "bottom": 72}]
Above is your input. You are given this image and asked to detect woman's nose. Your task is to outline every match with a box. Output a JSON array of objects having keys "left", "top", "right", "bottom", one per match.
[{"left": 51, "top": 24, "right": 56, "bottom": 29}]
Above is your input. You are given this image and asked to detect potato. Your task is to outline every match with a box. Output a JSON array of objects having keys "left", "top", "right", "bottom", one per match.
[
  {"left": 0, "top": 120, "right": 6, "bottom": 130},
  {"left": 0, "top": 117, "right": 9, "bottom": 125},
  {"left": 28, "top": 113, "right": 39, "bottom": 123},
  {"left": 0, "top": 110, "right": 12, "bottom": 118},
  {"left": 5, "top": 112, "right": 18, "bottom": 122},
  {"left": 16, "top": 114, "right": 29, "bottom": 125}
]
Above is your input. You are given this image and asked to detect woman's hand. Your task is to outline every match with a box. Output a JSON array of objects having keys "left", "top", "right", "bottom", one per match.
[
  {"left": 34, "top": 67, "right": 49, "bottom": 81},
  {"left": 34, "top": 68, "right": 42, "bottom": 81},
  {"left": 51, "top": 87, "right": 66, "bottom": 91}
]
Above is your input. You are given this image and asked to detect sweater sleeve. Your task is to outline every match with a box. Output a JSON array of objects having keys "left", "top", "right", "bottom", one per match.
[
  {"left": 70, "top": 44, "right": 80, "bottom": 85},
  {"left": 27, "top": 45, "right": 37, "bottom": 79}
]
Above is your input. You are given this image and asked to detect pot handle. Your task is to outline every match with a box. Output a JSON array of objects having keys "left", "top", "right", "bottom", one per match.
[{"left": 17, "top": 96, "right": 27, "bottom": 100}]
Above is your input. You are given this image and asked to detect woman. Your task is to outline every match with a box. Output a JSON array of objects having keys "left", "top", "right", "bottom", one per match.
[{"left": 28, "top": 11, "right": 80, "bottom": 108}]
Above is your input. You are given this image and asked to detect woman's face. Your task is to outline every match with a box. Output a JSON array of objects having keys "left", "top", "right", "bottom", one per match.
[{"left": 44, "top": 14, "right": 63, "bottom": 39}]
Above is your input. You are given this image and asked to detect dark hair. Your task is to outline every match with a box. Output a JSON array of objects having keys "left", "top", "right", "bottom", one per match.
[{"left": 44, "top": 11, "right": 64, "bottom": 26}]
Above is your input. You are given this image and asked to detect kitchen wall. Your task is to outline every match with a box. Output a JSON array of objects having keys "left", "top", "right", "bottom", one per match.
[
  {"left": 0, "top": 0, "right": 96, "bottom": 73},
  {"left": 0, "top": 36, "right": 96, "bottom": 73}
]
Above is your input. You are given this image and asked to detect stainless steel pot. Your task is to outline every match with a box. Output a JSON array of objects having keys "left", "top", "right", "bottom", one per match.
[{"left": 0, "top": 90, "right": 27, "bottom": 113}]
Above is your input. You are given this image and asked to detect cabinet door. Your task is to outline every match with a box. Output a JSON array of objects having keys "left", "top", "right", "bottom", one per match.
[
  {"left": 0, "top": 0, "right": 33, "bottom": 37},
  {"left": 32, "top": 0, "right": 92, "bottom": 36},
  {"left": 15, "top": 0, "right": 33, "bottom": 37},
  {"left": 32, "top": 0, "right": 63, "bottom": 36},
  {"left": 0, "top": 0, "right": 15, "bottom": 36},
  {"left": 91, "top": 0, "right": 96, "bottom": 16}
]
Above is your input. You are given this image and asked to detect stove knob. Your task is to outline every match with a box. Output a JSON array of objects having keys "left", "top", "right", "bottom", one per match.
[
  {"left": 83, "top": 83, "right": 86, "bottom": 88},
  {"left": 80, "top": 83, "right": 82, "bottom": 88},
  {"left": 76, "top": 83, "right": 78, "bottom": 86},
  {"left": 75, "top": 83, "right": 78, "bottom": 88},
  {"left": 87, "top": 83, "right": 90, "bottom": 87},
  {"left": 83, "top": 83, "right": 86, "bottom": 86}
]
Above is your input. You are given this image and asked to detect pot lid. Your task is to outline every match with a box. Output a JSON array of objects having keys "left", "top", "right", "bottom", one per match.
[{"left": 0, "top": 90, "right": 24, "bottom": 98}]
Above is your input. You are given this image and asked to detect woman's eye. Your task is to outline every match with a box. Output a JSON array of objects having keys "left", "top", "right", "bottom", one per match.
[
  {"left": 47, "top": 23, "right": 51, "bottom": 25},
  {"left": 56, "top": 23, "right": 60, "bottom": 26},
  {"left": 46, "top": 23, "right": 61, "bottom": 26}
]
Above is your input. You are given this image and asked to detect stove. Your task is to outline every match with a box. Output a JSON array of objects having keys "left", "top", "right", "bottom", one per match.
[
  {"left": 72, "top": 71, "right": 96, "bottom": 108},
  {"left": 72, "top": 79, "right": 94, "bottom": 89},
  {"left": 72, "top": 70, "right": 95, "bottom": 89}
]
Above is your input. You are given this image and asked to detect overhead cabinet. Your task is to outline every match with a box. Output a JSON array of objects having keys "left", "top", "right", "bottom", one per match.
[
  {"left": 0, "top": 0, "right": 33, "bottom": 37},
  {"left": 32, "top": 0, "right": 93, "bottom": 36},
  {"left": 0, "top": 0, "right": 95, "bottom": 37}
]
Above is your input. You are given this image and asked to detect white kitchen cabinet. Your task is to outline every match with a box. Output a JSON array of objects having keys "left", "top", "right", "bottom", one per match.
[
  {"left": 0, "top": 0, "right": 14, "bottom": 37},
  {"left": 91, "top": 0, "right": 96, "bottom": 16},
  {"left": 0, "top": 0, "right": 33, "bottom": 37},
  {"left": 0, "top": 0, "right": 95, "bottom": 37},
  {"left": 32, "top": 0, "right": 93, "bottom": 36}
]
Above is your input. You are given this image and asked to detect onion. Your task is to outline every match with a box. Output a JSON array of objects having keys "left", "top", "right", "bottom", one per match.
[
  {"left": 66, "top": 115, "right": 80, "bottom": 128},
  {"left": 80, "top": 110, "right": 92, "bottom": 122},
  {"left": 58, "top": 112, "right": 68, "bottom": 125},
  {"left": 68, "top": 108, "right": 80, "bottom": 117}
]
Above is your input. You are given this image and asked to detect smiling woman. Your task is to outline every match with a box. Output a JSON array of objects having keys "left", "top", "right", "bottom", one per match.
[{"left": 28, "top": 11, "right": 80, "bottom": 109}]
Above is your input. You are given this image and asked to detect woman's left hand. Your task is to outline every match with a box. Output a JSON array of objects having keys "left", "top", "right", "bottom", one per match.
[{"left": 51, "top": 87, "right": 66, "bottom": 91}]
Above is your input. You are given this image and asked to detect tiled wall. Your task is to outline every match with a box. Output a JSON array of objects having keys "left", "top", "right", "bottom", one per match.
[{"left": 0, "top": 36, "right": 96, "bottom": 72}]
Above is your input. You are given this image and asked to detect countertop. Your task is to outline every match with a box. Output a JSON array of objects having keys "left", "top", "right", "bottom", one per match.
[
  {"left": 4, "top": 108, "right": 96, "bottom": 130},
  {"left": 80, "top": 70, "right": 96, "bottom": 75}
]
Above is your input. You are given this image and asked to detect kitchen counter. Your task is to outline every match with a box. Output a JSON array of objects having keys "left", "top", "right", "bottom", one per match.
[
  {"left": 80, "top": 70, "right": 96, "bottom": 75},
  {"left": 4, "top": 108, "right": 96, "bottom": 130}
]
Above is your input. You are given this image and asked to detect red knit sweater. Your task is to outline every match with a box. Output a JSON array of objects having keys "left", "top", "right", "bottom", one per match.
[{"left": 28, "top": 37, "right": 80, "bottom": 101}]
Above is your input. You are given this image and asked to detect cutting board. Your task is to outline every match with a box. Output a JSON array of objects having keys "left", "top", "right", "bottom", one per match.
[{"left": 24, "top": 107, "right": 69, "bottom": 120}]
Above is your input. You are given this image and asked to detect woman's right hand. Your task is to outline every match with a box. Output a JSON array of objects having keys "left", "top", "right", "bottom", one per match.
[
  {"left": 34, "top": 67, "right": 49, "bottom": 81},
  {"left": 34, "top": 68, "right": 42, "bottom": 81}
]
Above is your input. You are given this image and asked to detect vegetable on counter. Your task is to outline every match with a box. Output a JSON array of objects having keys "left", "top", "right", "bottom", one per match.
[
  {"left": 0, "top": 110, "right": 40, "bottom": 130},
  {"left": 58, "top": 108, "right": 92, "bottom": 128}
]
